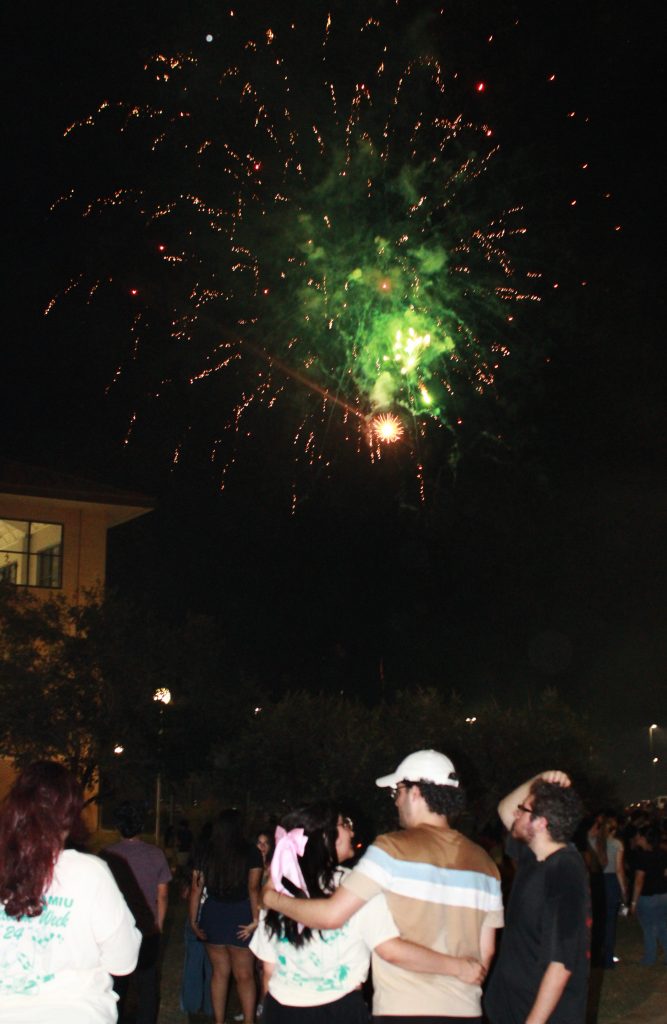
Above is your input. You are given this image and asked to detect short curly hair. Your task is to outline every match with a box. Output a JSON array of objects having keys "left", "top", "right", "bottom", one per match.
[
  {"left": 408, "top": 779, "right": 466, "bottom": 820},
  {"left": 529, "top": 780, "right": 583, "bottom": 842},
  {"left": 113, "top": 800, "right": 147, "bottom": 838}
]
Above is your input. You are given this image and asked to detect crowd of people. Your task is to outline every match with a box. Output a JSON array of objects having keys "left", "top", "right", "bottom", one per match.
[{"left": 0, "top": 754, "right": 666, "bottom": 1024}]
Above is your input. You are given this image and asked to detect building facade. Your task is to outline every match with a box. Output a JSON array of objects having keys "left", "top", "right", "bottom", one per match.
[{"left": 0, "top": 460, "right": 152, "bottom": 806}]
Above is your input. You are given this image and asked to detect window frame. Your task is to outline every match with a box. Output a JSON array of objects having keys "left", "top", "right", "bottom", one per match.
[{"left": 0, "top": 517, "right": 64, "bottom": 590}]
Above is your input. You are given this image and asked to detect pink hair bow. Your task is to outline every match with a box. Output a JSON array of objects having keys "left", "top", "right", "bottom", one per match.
[{"left": 271, "top": 826, "right": 309, "bottom": 899}]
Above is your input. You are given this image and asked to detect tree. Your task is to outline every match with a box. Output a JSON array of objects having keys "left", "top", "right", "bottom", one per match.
[
  {"left": 223, "top": 684, "right": 615, "bottom": 833},
  {"left": 0, "top": 585, "right": 261, "bottom": 797}
]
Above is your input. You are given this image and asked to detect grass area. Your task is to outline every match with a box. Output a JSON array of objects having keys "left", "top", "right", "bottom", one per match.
[{"left": 592, "top": 916, "right": 663, "bottom": 1023}]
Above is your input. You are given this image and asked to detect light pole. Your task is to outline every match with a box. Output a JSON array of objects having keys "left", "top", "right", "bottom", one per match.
[
  {"left": 153, "top": 688, "right": 172, "bottom": 842},
  {"left": 648, "top": 725, "right": 659, "bottom": 801}
]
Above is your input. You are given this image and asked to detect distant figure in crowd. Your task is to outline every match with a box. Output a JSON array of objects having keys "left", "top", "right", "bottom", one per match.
[
  {"left": 103, "top": 800, "right": 172, "bottom": 1024},
  {"left": 630, "top": 825, "right": 667, "bottom": 965},
  {"left": 578, "top": 814, "right": 607, "bottom": 966},
  {"left": 263, "top": 749, "right": 503, "bottom": 1022},
  {"left": 594, "top": 811, "right": 627, "bottom": 968},
  {"left": 180, "top": 823, "right": 213, "bottom": 1019},
  {"left": 189, "top": 809, "right": 262, "bottom": 1024},
  {"left": 256, "top": 829, "right": 274, "bottom": 886},
  {"left": 175, "top": 819, "right": 194, "bottom": 868},
  {"left": 0, "top": 761, "right": 140, "bottom": 1023},
  {"left": 253, "top": 799, "right": 487, "bottom": 1023},
  {"left": 485, "top": 770, "right": 589, "bottom": 1024}
]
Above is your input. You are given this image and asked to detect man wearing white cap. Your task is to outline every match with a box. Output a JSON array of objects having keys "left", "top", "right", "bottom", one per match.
[{"left": 263, "top": 749, "right": 503, "bottom": 1022}]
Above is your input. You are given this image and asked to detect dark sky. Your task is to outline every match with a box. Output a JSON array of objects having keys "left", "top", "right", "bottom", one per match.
[{"left": 3, "top": 1, "right": 665, "bottom": 799}]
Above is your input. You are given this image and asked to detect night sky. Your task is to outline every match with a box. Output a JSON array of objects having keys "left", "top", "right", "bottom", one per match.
[{"left": 4, "top": 1, "right": 665, "bottom": 800}]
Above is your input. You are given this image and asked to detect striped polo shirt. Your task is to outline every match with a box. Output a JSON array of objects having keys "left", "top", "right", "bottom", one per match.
[{"left": 342, "top": 824, "right": 503, "bottom": 1017}]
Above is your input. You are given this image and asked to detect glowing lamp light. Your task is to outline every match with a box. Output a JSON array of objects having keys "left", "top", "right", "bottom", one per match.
[
  {"left": 113, "top": 744, "right": 124, "bottom": 755},
  {"left": 372, "top": 413, "right": 403, "bottom": 443},
  {"left": 205, "top": 34, "right": 214, "bottom": 43},
  {"left": 130, "top": 288, "right": 139, "bottom": 296},
  {"left": 475, "top": 82, "right": 486, "bottom": 92},
  {"left": 153, "top": 687, "right": 172, "bottom": 705}
]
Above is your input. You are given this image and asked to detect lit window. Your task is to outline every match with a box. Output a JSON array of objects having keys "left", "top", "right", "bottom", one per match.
[{"left": 0, "top": 519, "right": 63, "bottom": 589}]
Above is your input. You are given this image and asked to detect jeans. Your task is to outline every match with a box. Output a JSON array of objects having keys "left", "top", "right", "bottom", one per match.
[
  {"left": 636, "top": 892, "right": 667, "bottom": 965},
  {"left": 180, "top": 920, "right": 213, "bottom": 1015}
]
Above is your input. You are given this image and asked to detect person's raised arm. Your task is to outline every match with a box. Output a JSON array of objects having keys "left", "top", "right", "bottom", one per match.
[
  {"left": 497, "top": 771, "right": 571, "bottom": 830},
  {"left": 262, "top": 881, "right": 364, "bottom": 930},
  {"left": 375, "top": 938, "right": 486, "bottom": 986}
]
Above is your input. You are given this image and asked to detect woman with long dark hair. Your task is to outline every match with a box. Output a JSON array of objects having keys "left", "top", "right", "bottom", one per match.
[
  {"left": 251, "top": 801, "right": 485, "bottom": 1024},
  {"left": 0, "top": 761, "right": 140, "bottom": 1023},
  {"left": 189, "top": 808, "right": 263, "bottom": 1024},
  {"left": 256, "top": 829, "right": 275, "bottom": 887}
]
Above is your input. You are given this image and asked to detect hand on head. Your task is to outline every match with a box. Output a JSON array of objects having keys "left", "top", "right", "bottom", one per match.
[{"left": 540, "top": 770, "right": 571, "bottom": 788}]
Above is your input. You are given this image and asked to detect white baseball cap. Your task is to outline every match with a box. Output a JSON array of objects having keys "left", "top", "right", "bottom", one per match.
[{"left": 376, "top": 749, "right": 460, "bottom": 789}]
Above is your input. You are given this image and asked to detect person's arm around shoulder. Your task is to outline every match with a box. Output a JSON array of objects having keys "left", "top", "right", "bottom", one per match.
[
  {"left": 497, "top": 770, "right": 571, "bottom": 830},
  {"left": 525, "top": 962, "right": 572, "bottom": 1024},
  {"left": 262, "top": 879, "right": 365, "bottom": 929}
]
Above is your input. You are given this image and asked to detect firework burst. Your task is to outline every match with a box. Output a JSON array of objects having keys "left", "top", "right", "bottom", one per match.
[{"left": 53, "top": 3, "right": 541, "bottom": 500}]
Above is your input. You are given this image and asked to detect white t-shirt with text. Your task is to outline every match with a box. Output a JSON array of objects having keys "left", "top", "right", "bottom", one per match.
[
  {"left": 251, "top": 869, "right": 399, "bottom": 1007},
  {"left": 0, "top": 849, "right": 141, "bottom": 1023}
]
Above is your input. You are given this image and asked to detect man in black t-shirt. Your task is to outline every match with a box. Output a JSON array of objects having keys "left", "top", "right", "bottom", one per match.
[{"left": 485, "top": 771, "right": 590, "bottom": 1024}]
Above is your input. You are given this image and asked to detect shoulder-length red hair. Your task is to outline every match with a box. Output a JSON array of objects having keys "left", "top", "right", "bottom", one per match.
[{"left": 0, "top": 761, "right": 85, "bottom": 918}]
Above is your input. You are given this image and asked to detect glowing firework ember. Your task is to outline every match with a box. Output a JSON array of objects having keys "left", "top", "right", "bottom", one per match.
[
  {"left": 53, "top": 5, "right": 541, "bottom": 499},
  {"left": 371, "top": 414, "right": 404, "bottom": 444}
]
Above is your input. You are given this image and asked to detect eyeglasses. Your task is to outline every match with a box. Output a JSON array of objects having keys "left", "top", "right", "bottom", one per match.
[{"left": 390, "top": 781, "right": 413, "bottom": 801}]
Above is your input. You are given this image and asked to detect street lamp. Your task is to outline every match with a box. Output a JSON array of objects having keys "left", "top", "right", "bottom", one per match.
[{"left": 153, "top": 688, "right": 172, "bottom": 842}]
